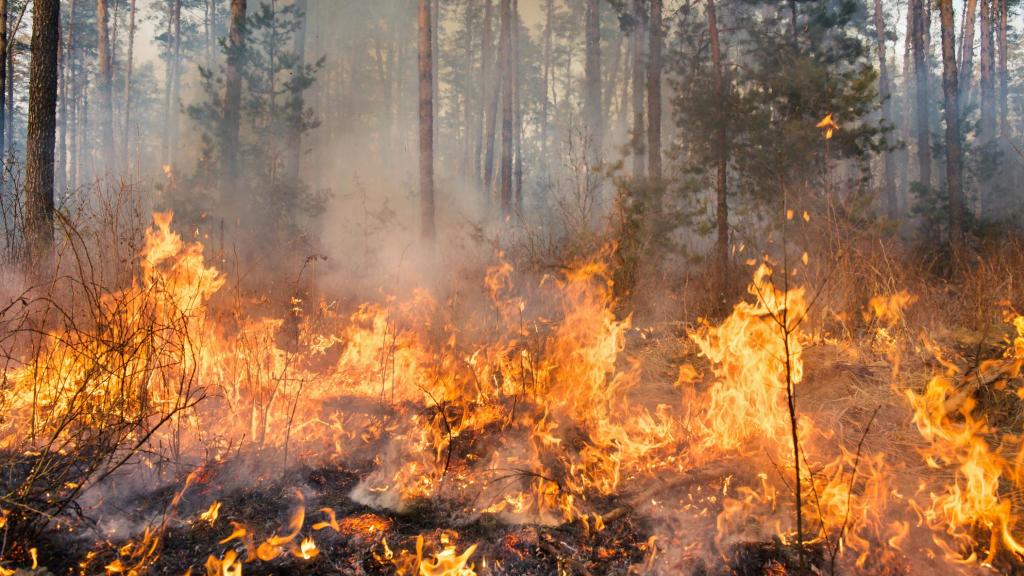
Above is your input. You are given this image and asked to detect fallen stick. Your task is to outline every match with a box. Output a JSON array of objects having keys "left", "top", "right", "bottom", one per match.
[{"left": 538, "top": 537, "right": 595, "bottom": 576}]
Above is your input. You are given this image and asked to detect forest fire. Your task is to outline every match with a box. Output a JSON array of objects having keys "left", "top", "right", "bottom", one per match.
[
  {"left": 0, "top": 211, "right": 1020, "bottom": 574},
  {"left": 1, "top": 0, "right": 1022, "bottom": 572}
]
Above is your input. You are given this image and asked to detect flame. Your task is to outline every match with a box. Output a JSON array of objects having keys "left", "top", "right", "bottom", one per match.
[
  {"left": 198, "top": 502, "right": 221, "bottom": 526},
  {"left": 219, "top": 522, "right": 248, "bottom": 545},
  {"left": 204, "top": 550, "right": 241, "bottom": 576},
  {"left": 816, "top": 113, "right": 839, "bottom": 139},
  {"left": 685, "top": 263, "right": 806, "bottom": 455},
  {"left": 907, "top": 373, "right": 1024, "bottom": 562},
  {"left": 12, "top": 210, "right": 1024, "bottom": 571},
  {"left": 865, "top": 290, "right": 917, "bottom": 326},
  {"left": 255, "top": 490, "right": 306, "bottom": 561},
  {"left": 294, "top": 537, "right": 319, "bottom": 560},
  {"left": 383, "top": 535, "right": 477, "bottom": 576}
]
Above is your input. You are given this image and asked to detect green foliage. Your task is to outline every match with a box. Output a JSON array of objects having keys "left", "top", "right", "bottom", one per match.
[
  {"left": 668, "top": 0, "right": 885, "bottom": 209},
  {"left": 186, "top": 1, "right": 326, "bottom": 240}
]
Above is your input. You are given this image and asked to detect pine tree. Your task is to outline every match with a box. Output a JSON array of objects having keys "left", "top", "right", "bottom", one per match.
[
  {"left": 873, "top": 0, "right": 897, "bottom": 218},
  {"left": 647, "top": 0, "right": 662, "bottom": 180},
  {"left": 221, "top": 0, "right": 246, "bottom": 195},
  {"left": 24, "top": 0, "right": 60, "bottom": 263},
  {"left": 938, "top": 0, "right": 964, "bottom": 249},
  {"left": 97, "top": 0, "right": 115, "bottom": 171},
  {"left": 418, "top": 0, "right": 435, "bottom": 239}
]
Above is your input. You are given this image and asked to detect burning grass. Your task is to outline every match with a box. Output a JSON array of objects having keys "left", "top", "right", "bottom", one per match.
[{"left": 1, "top": 213, "right": 1024, "bottom": 574}]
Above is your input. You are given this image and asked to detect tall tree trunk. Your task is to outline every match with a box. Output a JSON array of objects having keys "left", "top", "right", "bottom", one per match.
[
  {"left": 898, "top": 0, "right": 913, "bottom": 208},
  {"left": 630, "top": 0, "right": 645, "bottom": 177},
  {"left": 169, "top": 0, "right": 182, "bottom": 163},
  {"left": 911, "top": 0, "right": 931, "bottom": 190},
  {"left": 872, "top": 0, "right": 897, "bottom": 218},
  {"left": 512, "top": 0, "right": 522, "bottom": 210},
  {"left": 96, "top": 0, "right": 115, "bottom": 172},
  {"left": 541, "top": 0, "right": 552, "bottom": 163},
  {"left": 938, "top": 0, "right": 964, "bottom": 250},
  {"left": 418, "top": 0, "right": 435, "bottom": 240},
  {"left": 431, "top": 0, "right": 438, "bottom": 149},
  {"left": 997, "top": 0, "right": 1007, "bottom": 139},
  {"left": 584, "top": 0, "right": 601, "bottom": 164},
  {"left": 509, "top": 0, "right": 520, "bottom": 208},
  {"left": 55, "top": 5, "right": 64, "bottom": 193},
  {"left": 6, "top": 11, "right": 15, "bottom": 164},
  {"left": 460, "top": 3, "right": 475, "bottom": 179},
  {"left": 979, "top": 0, "right": 994, "bottom": 213},
  {"left": 708, "top": 0, "right": 728, "bottom": 305},
  {"left": 67, "top": 0, "right": 77, "bottom": 191},
  {"left": 958, "top": 0, "right": 976, "bottom": 104},
  {"left": 647, "top": 0, "right": 662, "bottom": 180},
  {"left": 161, "top": 0, "right": 174, "bottom": 164},
  {"left": 222, "top": 0, "right": 246, "bottom": 196},
  {"left": 284, "top": 0, "right": 307, "bottom": 181},
  {"left": 0, "top": 0, "right": 7, "bottom": 191},
  {"left": 604, "top": 31, "right": 623, "bottom": 119},
  {"left": 979, "top": 0, "right": 994, "bottom": 142},
  {"left": 122, "top": 0, "right": 136, "bottom": 169},
  {"left": 24, "top": 0, "right": 60, "bottom": 263},
  {"left": 372, "top": 30, "right": 388, "bottom": 151},
  {"left": 498, "top": 0, "right": 513, "bottom": 216},
  {"left": 618, "top": 39, "right": 631, "bottom": 139},
  {"left": 80, "top": 74, "right": 89, "bottom": 180},
  {"left": 484, "top": 0, "right": 505, "bottom": 204},
  {"left": 476, "top": 0, "right": 493, "bottom": 191}
]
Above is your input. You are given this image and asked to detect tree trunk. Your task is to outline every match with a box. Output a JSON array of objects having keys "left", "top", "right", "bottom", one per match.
[
  {"left": 997, "top": 0, "right": 1007, "bottom": 139},
  {"left": 708, "top": 0, "right": 729, "bottom": 304},
  {"left": 162, "top": 0, "right": 174, "bottom": 164},
  {"left": 6, "top": 9, "right": 15, "bottom": 164},
  {"left": 939, "top": 0, "right": 964, "bottom": 250},
  {"left": 979, "top": 0, "right": 994, "bottom": 143},
  {"left": 631, "top": 0, "right": 645, "bottom": 177},
  {"left": 898, "top": 0, "right": 913, "bottom": 208},
  {"left": 222, "top": 0, "right": 246, "bottom": 196},
  {"left": 979, "top": 0, "right": 994, "bottom": 214},
  {"left": 958, "top": 0, "right": 976, "bottom": 104},
  {"left": 66, "top": 0, "right": 77, "bottom": 191},
  {"left": 80, "top": 71, "right": 89, "bottom": 180},
  {"left": 872, "top": 0, "right": 896, "bottom": 218},
  {"left": 284, "top": 0, "right": 307, "bottom": 181},
  {"left": 618, "top": 39, "right": 630, "bottom": 139},
  {"left": 122, "top": 0, "right": 136, "bottom": 168},
  {"left": 498, "top": 0, "right": 513, "bottom": 216},
  {"left": 0, "top": 0, "right": 7, "bottom": 191},
  {"left": 647, "top": 0, "right": 662, "bottom": 180},
  {"left": 584, "top": 0, "right": 601, "bottom": 164},
  {"left": 460, "top": 3, "right": 475, "bottom": 179},
  {"left": 604, "top": 31, "right": 622, "bottom": 120},
  {"left": 55, "top": 4, "right": 64, "bottom": 193},
  {"left": 512, "top": 0, "right": 522, "bottom": 210},
  {"left": 431, "top": 0, "right": 438, "bottom": 148},
  {"left": 96, "top": 0, "right": 115, "bottom": 172},
  {"left": 418, "top": 0, "right": 435, "bottom": 240},
  {"left": 24, "top": 0, "right": 60, "bottom": 263},
  {"left": 484, "top": 0, "right": 504, "bottom": 204},
  {"left": 911, "top": 0, "right": 931, "bottom": 189},
  {"left": 169, "top": 0, "right": 182, "bottom": 163},
  {"left": 476, "top": 0, "right": 493, "bottom": 192},
  {"left": 541, "top": 0, "right": 552, "bottom": 163}
]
